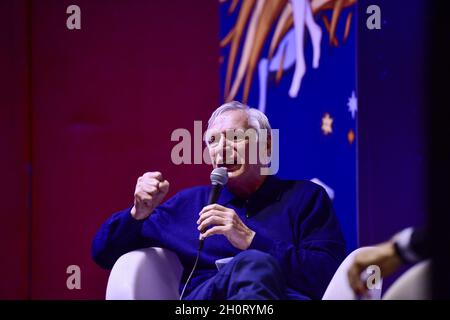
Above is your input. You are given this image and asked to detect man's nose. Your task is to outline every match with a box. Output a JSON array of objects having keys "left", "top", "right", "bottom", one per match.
[
  {"left": 214, "top": 135, "right": 233, "bottom": 160},
  {"left": 217, "top": 134, "right": 231, "bottom": 150}
]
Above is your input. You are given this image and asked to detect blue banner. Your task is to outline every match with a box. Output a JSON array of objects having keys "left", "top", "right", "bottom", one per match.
[{"left": 220, "top": 0, "right": 358, "bottom": 251}]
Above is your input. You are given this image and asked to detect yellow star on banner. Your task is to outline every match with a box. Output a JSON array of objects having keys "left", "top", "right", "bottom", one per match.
[
  {"left": 348, "top": 129, "right": 355, "bottom": 144},
  {"left": 321, "top": 113, "right": 333, "bottom": 135}
]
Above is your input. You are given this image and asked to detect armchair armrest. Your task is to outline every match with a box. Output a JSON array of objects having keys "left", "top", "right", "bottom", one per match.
[
  {"left": 322, "top": 246, "right": 383, "bottom": 300},
  {"left": 106, "top": 247, "right": 183, "bottom": 300}
]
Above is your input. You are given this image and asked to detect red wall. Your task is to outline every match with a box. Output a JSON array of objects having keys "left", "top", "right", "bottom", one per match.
[
  {"left": 0, "top": 0, "right": 31, "bottom": 299},
  {"left": 1, "top": 0, "right": 219, "bottom": 299}
]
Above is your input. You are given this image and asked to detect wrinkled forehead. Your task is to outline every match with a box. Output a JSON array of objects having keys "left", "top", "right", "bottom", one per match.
[{"left": 208, "top": 110, "right": 250, "bottom": 133}]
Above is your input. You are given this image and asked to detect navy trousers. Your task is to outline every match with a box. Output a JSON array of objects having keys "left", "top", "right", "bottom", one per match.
[{"left": 184, "top": 250, "right": 287, "bottom": 300}]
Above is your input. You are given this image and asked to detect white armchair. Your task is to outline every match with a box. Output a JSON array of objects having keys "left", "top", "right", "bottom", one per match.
[
  {"left": 382, "top": 260, "right": 431, "bottom": 300},
  {"left": 322, "top": 249, "right": 432, "bottom": 300},
  {"left": 105, "top": 246, "right": 384, "bottom": 300},
  {"left": 105, "top": 247, "right": 183, "bottom": 300},
  {"left": 322, "top": 246, "right": 383, "bottom": 300}
]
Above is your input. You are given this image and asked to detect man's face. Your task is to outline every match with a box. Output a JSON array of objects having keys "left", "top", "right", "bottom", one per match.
[{"left": 206, "top": 110, "right": 261, "bottom": 183}]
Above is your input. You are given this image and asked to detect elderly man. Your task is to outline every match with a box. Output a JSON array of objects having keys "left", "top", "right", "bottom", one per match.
[{"left": 92, "top": 101, "right": 346, "bottom": 300}]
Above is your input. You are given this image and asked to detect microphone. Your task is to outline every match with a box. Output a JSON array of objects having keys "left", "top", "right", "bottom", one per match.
[
  {"left": 207, "top": 167, "right": 229, "bottom": 205},
  {"left": 198, "top": 167, "right": 228, "bottom": 247},
  {"left": 180, "top": 167, "right": 228, "bottom": 300}
]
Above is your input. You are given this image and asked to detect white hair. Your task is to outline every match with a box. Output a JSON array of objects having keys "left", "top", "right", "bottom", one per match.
[{"left": 207, "top": 101, "right": 272, "bottom": 134}]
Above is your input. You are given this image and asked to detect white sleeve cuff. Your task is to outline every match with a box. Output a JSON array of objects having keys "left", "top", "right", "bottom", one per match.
[{"left": 393, "top": 227, "right": 421, "bottom": 263}]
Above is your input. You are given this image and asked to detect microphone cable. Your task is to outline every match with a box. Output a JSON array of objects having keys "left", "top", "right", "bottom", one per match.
[
  {"left": 179, "top": 167, "right": 227, "bottom": 300},
  {"left": 179, "top": 240, "right": 204, "bottom": 300}
]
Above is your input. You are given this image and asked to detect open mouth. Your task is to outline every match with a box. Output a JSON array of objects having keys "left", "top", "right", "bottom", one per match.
[
  {"left": 215, "top": 152, "right": 243, "bottom": 173},
  {"left": 217, "top": 162, "right": 241, "bottom": 172}
]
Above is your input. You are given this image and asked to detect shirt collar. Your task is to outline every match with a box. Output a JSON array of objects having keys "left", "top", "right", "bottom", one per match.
[{"left": 217, "top": 175, "right": 286, "bottom": 209}]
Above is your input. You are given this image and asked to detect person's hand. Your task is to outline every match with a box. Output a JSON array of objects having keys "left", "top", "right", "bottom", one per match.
[
  {"left": 131, "top": 171, "right": 170, "bottom": 220},
  {"left": 197, "top": 204, "right": 255, "bottom": 250},
  {"left": 347, "top": 241, "right": 403, "bottom": 296}
]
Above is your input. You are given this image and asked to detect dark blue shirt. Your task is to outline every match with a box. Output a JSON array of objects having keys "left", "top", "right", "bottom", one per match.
[{"left": 92, "top": 176, "right": 346, "bottom": 300}]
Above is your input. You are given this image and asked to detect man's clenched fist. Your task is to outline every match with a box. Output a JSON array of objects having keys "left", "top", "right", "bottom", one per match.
[{"left": 131, "top": 171, "right": 170, "bottom": 220}]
